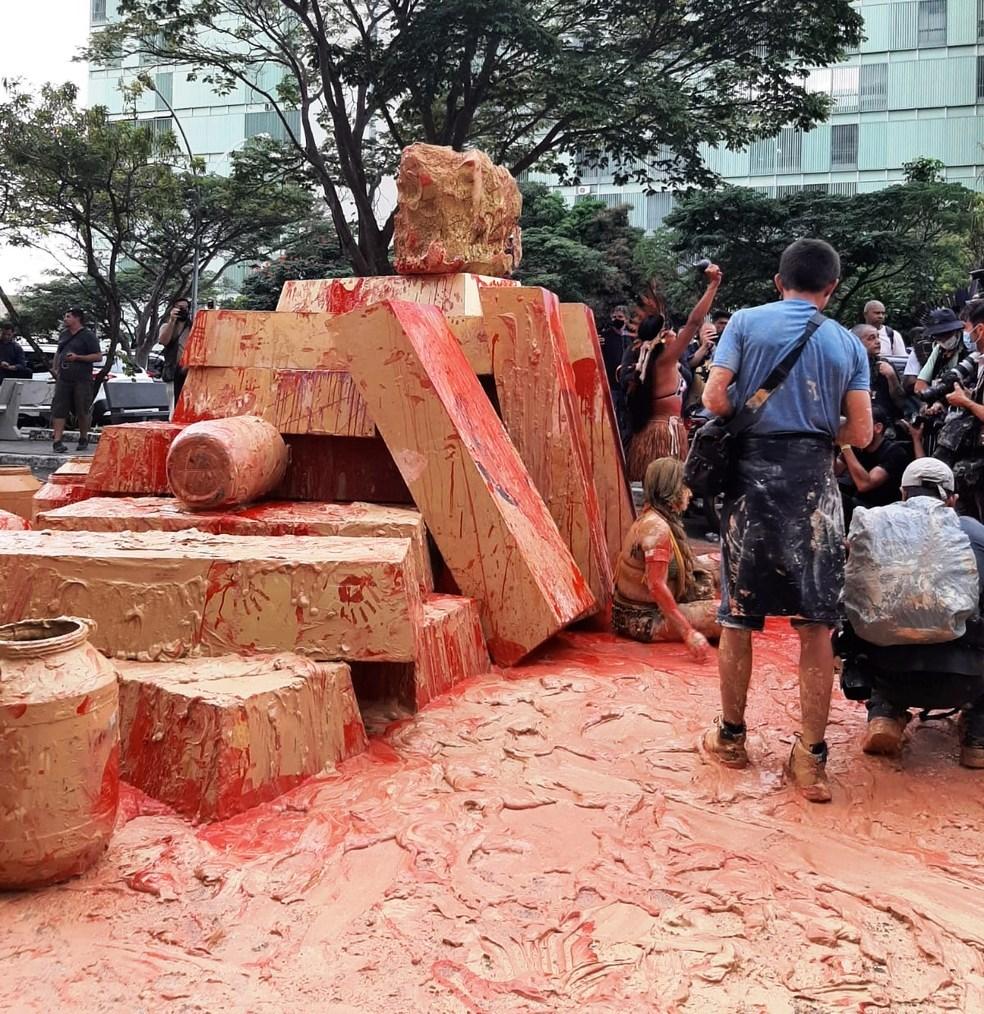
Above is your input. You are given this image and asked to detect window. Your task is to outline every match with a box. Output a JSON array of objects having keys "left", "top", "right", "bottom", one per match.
[
  {"left": 830, "top": 182, "right": 858, "bottom": 196},
  {"left": 804, "top": 68, "right": 831, "bottom": 96},
  {"left": 831, "top": 67, "right": 860, "bottom": 113},
  {"left": 749, "top": 138, "right": 776, "bottom": 175},
  {"left": 978, "top": 56, "right": 984, "bottom": 101},
  {"left": 918, "top": 0, "right": 947, "bottom": 48},
  {"left": 777, "top": 184, "right": 802, "bottom": 198},
  {"left": 149, "top": 116, "right": 173, "bottom": 139},
  {"left": 646, "top": 192, "right": 675, "bottom": 232},
  {"left": 860, "top": 64, "right": 888, "bottom": 111},
  {"left": 245, "top": 109, "right": 301, "bottom": 143},
  {"left": 153, "top": 72, "right": 173, "bottom": 111},
  {"left": 979, "top": 0, "right": 984, "bottom": 41},
  {"left": 90, "top": 0, "right": 107, "bottom": 23},
  {"left": 139, "top": 32, "right": 166, "bottom": 66},
  {"left": 776, "top": 129, "right": 802, "bottom": 175},
  {"left": 831, "top": 124, "right": 859, "bottom": 170}
]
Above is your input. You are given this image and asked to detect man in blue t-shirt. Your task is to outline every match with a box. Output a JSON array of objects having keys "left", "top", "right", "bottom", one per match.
[{"left": 700, "top": 238, "right": 873, "bottom": 803}]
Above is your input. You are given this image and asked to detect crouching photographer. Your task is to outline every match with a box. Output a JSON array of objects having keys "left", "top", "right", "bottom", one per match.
[{"left": 837, "top": 459, "right": 984, "bottom": 768}]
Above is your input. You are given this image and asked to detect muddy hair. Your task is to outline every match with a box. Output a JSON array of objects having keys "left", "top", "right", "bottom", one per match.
[{"left": 643, "top": 457, "right": 697, "bottom": 601}]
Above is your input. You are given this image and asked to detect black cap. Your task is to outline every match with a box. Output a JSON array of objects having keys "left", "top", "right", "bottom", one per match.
[{"left": 924, "top": 307, "right": 962, "bottom": 337}]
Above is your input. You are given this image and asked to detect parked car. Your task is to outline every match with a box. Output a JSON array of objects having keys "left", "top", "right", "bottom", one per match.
[{"left": 16, "top": 341, "right": 167, "bottom": 425}]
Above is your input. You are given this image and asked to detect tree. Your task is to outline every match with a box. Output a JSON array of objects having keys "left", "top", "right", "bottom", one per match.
[
  {"left": 92, "top": 0, "right": 863, "bottom": 274},
  {"left": 664, "top": 172, "right": 976, "bottom": 327},
  {"left": 232, "top": 220, "right": 352, "bottom": 311},
  {"left": 0, "top": 83, "right": 312, "bottom": 368},
  {"left": 515, "top": 182, "right": 647, "bottom": 315}
]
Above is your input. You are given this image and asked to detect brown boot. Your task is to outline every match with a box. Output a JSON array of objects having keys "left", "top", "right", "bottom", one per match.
[
  {"left": 786, "top": 737, "right": 832, "bottom": 803},
  {"left": 700, "top": 718, "right": 749, "bottom": 769},
  {"left": 862, "top": 715, "right": 907, "bottom": 756}
]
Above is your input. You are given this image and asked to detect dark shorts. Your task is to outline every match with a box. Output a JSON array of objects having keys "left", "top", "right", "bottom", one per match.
[
  {"left": 718, "top": 434, "right": 843, "bottom": 630},
  {"left": 51, "top": 377, "right": 94, "bottom": 422},
  {"left": 612, "top": 597, "right": 664, "bottom": 642}
]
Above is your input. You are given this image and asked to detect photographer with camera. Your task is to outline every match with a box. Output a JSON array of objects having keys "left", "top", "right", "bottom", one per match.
[
  {"left": 935, "top": 300, "right": 984, "bottom": 520},
  {"left": 157, "top": 296, "right": 194, "bottom": 417},
  {"left": 914, "top": 309, "right": 968, "bottom": 397},
  {"left": 838, "top": 459, "right": 984, "bottom": 768}
]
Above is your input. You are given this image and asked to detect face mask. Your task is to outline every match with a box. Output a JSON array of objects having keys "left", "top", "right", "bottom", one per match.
[{"left": 940, "top": 334, "right": 961, "bottom": 353}]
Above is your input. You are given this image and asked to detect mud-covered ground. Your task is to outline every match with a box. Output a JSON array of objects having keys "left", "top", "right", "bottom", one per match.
[{"left": 3, "top": 628, "right": 983, "bottom": 1012}]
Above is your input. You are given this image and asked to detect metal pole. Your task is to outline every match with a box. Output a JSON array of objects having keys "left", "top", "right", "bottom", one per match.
[{"left": 145, "top": 80, "right": 202, "bottom": 314}]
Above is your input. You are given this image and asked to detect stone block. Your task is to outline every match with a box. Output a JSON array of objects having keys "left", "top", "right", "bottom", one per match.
[
  {"left": 274, "top": 435, "right": 413, "bottom": 505},
  {"left": 393, "top": 143, "right": 522, "bottom": 276},
  {"left": 38, "top": 497, "right": 434, "bottom": 591},
  {"left": 351, "top": 593, "right": 489, "bottom": 711},
  {"left": 278, "top": 272, "right": 515, "bottom": 318},
  {"left": 334, "top": 300, "right": 596, "bottom": 665},
  {"left": 183, "top": 309, "right": 348, "bottom": 371},
  {"left": 559, "top": 303, "right": 635, "bottom": 568},
  {"left": 174, "top": 366, "right": 374, "bottom": 437},
  {"left": 0, "top": 530, "right": 424, "bottom": 663},
  {"left": 87, "top": 422, "right": 183, "bottom": 495},
  {"left": 481, "top": 287, "right": 613, "bottom": 611},
  {"left": 117, "top": 654, "right": 367, "bottom": 821}
]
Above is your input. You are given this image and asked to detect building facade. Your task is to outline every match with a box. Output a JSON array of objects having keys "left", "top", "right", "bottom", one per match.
[
  {"left": 87, "top": 0, "right": 299, "bottom": 175},
  {"left": 543, "top": 0, "right": 984, "bottom": 232}
]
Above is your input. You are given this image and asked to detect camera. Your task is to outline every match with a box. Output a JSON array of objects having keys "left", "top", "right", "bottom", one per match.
[
  {"left": 840, "top": 661, "right": 872, "bottom": 702},
  {"left": 175, "top": 308, "right": 189, "bottom": 322},
  {"left": 916, "top": 354, "right": 980, "bottom": 405}
]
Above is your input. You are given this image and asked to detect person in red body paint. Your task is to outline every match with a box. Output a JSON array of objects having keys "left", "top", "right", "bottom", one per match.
[{"left": 612, "top": 457, "right": 720, "bottom": 660}]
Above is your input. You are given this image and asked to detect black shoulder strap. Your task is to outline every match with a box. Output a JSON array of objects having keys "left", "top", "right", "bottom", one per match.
[{"left": 727, "top": 310, "right": 826, "bottom": 435}]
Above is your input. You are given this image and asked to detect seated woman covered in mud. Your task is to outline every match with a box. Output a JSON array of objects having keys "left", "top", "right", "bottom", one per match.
[{"left": 613, "top": 458, "right": 721, "bottom": 661}]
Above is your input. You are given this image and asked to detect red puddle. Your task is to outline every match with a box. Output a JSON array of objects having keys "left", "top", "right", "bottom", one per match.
[{"left": 2, "top": 627, "right": 984, "bottom": 1011}]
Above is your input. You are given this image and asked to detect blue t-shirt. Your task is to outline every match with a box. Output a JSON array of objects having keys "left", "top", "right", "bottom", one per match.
[{"left": 714, "top": 298, "right": 870, "bottom": 437}]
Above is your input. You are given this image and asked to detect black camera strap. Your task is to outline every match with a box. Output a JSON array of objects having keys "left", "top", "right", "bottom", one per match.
[{"left": 724, "top": 310, "right": 826, "bottom": 436}]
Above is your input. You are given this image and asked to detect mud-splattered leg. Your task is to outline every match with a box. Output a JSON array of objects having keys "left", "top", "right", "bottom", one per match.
[
  {"left": 718, "top": 627, "right": 752, "bottom": 728},
  {"left": 796, "top": 623, "right": 834, "bottom": 746}
]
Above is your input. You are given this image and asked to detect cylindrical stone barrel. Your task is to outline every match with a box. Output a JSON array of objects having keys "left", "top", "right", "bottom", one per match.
[{"left": 166, "top": 416, "right": 288, "bottom": 510}]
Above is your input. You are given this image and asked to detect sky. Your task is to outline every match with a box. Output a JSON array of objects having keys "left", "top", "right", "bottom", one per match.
[{"left": 0, "top": 0, "right": 91, "bottom": 291}]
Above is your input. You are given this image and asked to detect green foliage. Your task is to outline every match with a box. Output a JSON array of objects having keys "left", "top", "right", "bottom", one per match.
[
  {"left": 93, "top": 0, "right": 863, "bottom": 272},
  {"left": 665, "top": 179, "right": 976, "bottom": 328},
  {"left": 516, "top": 183, "right": 647, "bottom": 315},
  {"left": 231, "top": 221, "right": 352, "bottom": 311},
  {"left": 0, "top": 83, "right": 311, "bottom": 360}
]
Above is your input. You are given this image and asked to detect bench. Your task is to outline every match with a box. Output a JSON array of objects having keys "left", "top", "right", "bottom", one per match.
[
  {"left": 0, "top": 380, "right": 25, "bottom": 440},
  {"left": 99, "top": 381, "right": 170, "bottom": 425},
  {"left": 0, "top": 379, "right": 54, "bottom": 440}
]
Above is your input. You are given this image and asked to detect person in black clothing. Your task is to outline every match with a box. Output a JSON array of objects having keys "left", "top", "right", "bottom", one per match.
[
  {"left": 836, "top": 406, "right": 913, "bottom": 527},
  {"left": 599, "top": 306, "right": 630, "bottom": 390},
  {"left": 157, "top": 296, "right": 194, "bottom": 417},
  {"left": 52, "top": 307, "right": 101, "bottom": 453},
  {"left": 0, "top": 322, "right": 30, "bottom": 381},
  {"left": 853, "top": 323, "right": 905, "bottom": 421}
]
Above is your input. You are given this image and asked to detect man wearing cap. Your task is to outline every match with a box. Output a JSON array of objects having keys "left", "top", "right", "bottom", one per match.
[
  {"left": 840, "top": 458, "right": 984, "bottom": 767},
  {"left": 915, "top": 309, "right": 969, "bottom": 396},
  {"left": 863, "top": 300, "right": 906, "bottom": 358}
]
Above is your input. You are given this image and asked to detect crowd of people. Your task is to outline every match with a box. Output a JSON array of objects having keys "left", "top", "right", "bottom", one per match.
[{"left": 607, "top": 241, "right": 984, "bottom": 803}]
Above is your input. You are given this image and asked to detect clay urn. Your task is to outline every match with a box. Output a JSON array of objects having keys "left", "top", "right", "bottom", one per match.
[{"left": 0, "top": 617, "right": 120, "bottom": 890}]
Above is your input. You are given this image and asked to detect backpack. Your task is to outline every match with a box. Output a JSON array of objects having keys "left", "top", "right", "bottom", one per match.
[{"left": 843, "top": 498, "right": 979, "bottom": 646}]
